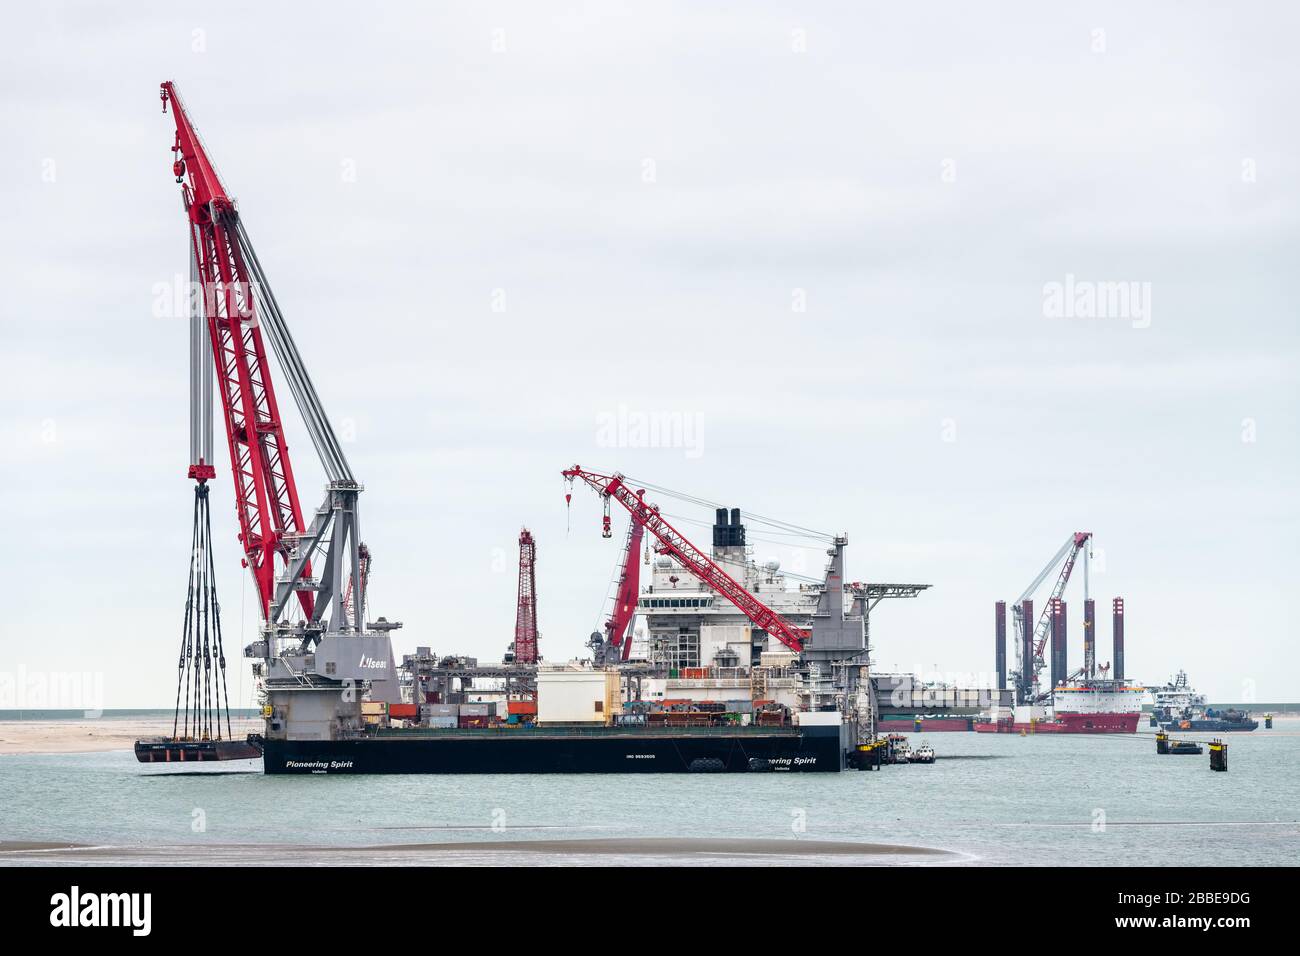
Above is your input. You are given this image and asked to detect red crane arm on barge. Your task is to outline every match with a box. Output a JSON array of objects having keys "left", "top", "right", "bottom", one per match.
[
  {"left": 605, "top": 519, "right": 644, "bottom": 661},
  {"left": 161, "top": 81, "right": 313, "bottom": 620},
  {"left": 563, "top": 466, "right": 807, "bottom": 654}
]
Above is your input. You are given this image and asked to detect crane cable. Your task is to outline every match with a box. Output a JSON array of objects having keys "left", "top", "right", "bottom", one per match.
[
  {"left": 621, "top": 474, "right": 834, "bottom": 543},
  {"left": 655, "top": 510, "right": 832, "bottom": 551},
  {"left": 233, "top": 216, "right": 353, "bottom": 484}
]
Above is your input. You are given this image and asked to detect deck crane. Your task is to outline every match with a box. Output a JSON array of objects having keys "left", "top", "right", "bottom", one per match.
[
  {"left": 161, "top": 82, "right": 374, "bottom": 656},
  {"left": 1011, "top": 531, "right": 1092, "bottom": 702},
  {"left": 604, "top": 518, "right": 645, "bottom": 661},
  {"left": 562, "top": 466, "right": 808, "bottom": 654}
]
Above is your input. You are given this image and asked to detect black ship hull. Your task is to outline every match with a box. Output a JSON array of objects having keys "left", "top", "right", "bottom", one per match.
[{"left": 263, "top": 726, "right": 846, "bottom": 774}]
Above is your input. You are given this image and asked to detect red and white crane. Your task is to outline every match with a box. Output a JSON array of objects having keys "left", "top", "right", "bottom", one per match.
[
  {"left": 162, "top": 82, "right": 368, "bottom": 647},
  {"left": 162, "top": 82, "right": 316, "bottom": 622},
  {"left": 562, "top": 466, "right": 808, "bottom": 654}
]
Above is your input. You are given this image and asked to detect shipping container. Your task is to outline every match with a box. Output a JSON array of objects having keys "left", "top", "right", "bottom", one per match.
[
  {"left": 507, "top": 701, "right": 538, "bottom": 715},
  {"left": 537, "top": 669, "right": 621, "bottom": 725},
  {"left": 389, "top": 704, "right": 418, "bottom": 719},
  {"left": 426, "top": 716, "right": 457, "bottom": 729},
  {"left": 360, "top": 702, "right": 387, "bottom": 716}
]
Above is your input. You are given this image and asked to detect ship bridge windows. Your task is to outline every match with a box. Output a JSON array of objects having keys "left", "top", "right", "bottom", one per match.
[{"left": 640, "top": 597, "right": 713, "bottom": 610}]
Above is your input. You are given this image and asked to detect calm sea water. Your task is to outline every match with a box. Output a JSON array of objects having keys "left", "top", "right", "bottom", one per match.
[{"left": 2, "top": 723, "right": 1296, "bottom": 866}]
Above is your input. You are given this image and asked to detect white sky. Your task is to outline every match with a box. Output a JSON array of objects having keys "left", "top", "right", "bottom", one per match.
[{"left": 2, "top": 2, "right": 1297, "bottom": 706}]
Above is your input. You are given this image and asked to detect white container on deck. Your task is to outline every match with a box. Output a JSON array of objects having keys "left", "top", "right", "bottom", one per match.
[
  {"left": 537, "top": 668, "right": 622, "bottom": 725},
  {"left": 794, "top": 711, "right": 842, "bottom": 727}
]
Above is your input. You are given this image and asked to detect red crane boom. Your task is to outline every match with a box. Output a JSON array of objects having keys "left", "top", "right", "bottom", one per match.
[
  {"left": 563, "top": 466, "right": 807, "bottom": 653},
  {"left": 605, "top": 519, "right": 644, "bottom": 661},
  {"left": 161, "top": 82, "right": 312, "bottom": 621}
]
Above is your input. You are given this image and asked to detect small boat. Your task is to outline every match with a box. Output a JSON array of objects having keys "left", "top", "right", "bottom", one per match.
[
  {"left": 910, "top": 742, "right": 935, "bottom": 764},
  {"left": 889, "top": 737, "right": 912, "bottom": 764}
]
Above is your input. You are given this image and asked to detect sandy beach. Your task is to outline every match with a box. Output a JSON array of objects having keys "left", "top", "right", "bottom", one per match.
[{"left": 0, "top": 718, "right": 262, "bottom": 755}]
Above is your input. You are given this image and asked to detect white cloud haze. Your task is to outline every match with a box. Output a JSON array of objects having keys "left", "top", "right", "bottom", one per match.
[{"left": 1, "top": 2, "right": 1297, "bottom": 705}]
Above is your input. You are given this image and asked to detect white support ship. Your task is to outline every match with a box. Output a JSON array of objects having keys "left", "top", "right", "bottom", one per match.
[{"left": 1149, "top": 670, "right": 1206, "bottom": 722}]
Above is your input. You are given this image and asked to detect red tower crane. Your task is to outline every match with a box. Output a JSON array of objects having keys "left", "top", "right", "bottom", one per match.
[
  {"left": 605, "top": 519, "right": 644, "bottom": 661},
  {"left": 562, "top": 466, "right": 808, "bottom": 653},
  {"left": 514, "top": 529, "right": 540, "bottom": 664}
]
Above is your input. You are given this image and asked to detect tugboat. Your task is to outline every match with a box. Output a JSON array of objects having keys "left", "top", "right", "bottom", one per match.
[
  {"left": 889, "top": 736, "right": 913, "bottom": 764},
  {"left": 910, "top": 741, "right": 936, "bottom": 764}
]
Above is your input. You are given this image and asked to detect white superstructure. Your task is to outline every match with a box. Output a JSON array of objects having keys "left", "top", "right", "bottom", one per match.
[
  {"left": 629, "top": 508, "right": 822, "bottom": 711},
  {"left": 635, "top": 507, "right": 821, "bottom": 669},
  {"left": 1052, "top": 683, "right": 1145, "bottom": 716},
  {"left": 1149, "top": 670, "right": 1206, "bottom": 720}
]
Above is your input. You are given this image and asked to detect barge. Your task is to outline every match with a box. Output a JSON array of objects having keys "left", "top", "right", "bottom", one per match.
[{"left": 134, "top": 736, "right": 263, "bottom": 763}]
